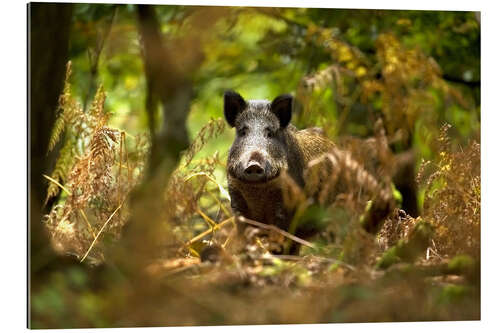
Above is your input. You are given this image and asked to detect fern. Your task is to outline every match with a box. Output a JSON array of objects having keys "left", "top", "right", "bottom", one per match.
[
  {"left": 43, "top": 63, "right": 142, "bottom": 262},
  {"left": 88, "top": 84, "right": 108, "bottom": 130},
  {"left": 48, "top": 61, "right": 73, "bottom": 153},
  {"left": 183, "top": 117, "right": 225, "bottom": 167},
  {"left": 46, "top": 61, "right": 81, "bottom": 202},
  {"left": 45, "top": 138, "right": 75, "bottom": 204},
  {"left": 417, "top": 125, "right": 480, "bottom": 257},
  {"left": 48, "top": 114, "right": 67, "bottom": 153}
]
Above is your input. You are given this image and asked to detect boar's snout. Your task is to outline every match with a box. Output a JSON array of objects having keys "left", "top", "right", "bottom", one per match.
[
  {"left": 239, "top": 151, "right": 269, "bottom": 183},
  {"left": 244, "top": 161, "right": 265, "bottom": 182}
]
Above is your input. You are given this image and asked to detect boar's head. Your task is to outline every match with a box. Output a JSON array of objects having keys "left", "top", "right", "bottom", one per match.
[{"left": 224, "top": 90, "right": 293, "bottom": 184}]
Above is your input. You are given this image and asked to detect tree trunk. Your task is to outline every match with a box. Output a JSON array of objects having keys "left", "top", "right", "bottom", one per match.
[
  {"left": 112, "top": 5, "right": 206, "bottom": 275},
  {"left": 28, "top": 2, "right": 74, "bottom": 323}
]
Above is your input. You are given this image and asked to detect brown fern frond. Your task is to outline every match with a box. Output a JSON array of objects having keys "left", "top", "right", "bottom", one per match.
[
  {"left": 418, "top": 125, "right": 480, "bottom": 258},
  {"left": 88, "top": 126, "right": 120, "bottom": 196},
  {"left": 183, "top": 117, "right": 225, "bottom": 167},
  {"left": 89, "top": 84, "right": 107, "bottom": 122},
  {"left": 43, "top": 70, "right": 138, "bottom": 261},
  {"left": 48, "top": 115, "right": 66, "bottom": 153},
  {"left": 48, "top": 61, "right": 73, "bottom": 153},
  {"left": 45, "top": 138, "right": 75, "bottom": 204}
]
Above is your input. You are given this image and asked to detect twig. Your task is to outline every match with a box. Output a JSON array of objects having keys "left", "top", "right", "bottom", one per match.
[
  {"left": 163, "top": 262, "right": 202, "bottom": 277},
  {"left": 43, "top": 174, "right": 72, "bottom": 196},
  {"left": 79, "top": 209, "right": 96, "bottom": 239},
  {"left": 430, "top": 239, "right": 443, "bottom": 260},
  {"left": 196, "top": 208, "right": 217, "bottom": 228},
  {"left": 237, "top": 216, "right": 316, "bottom": 249},
  {"left": 184, "top": 172, "right": 231, "bottom": 201},
  {"left": 184, "top": 217, "right": 235, "bottom": 248},
  {"left": 80, "top": 201, "right": 124, "bottom": 263},
  {"left": 262, "top": 254, "right": 356, "bottom": 271},
  {"left": 207, "top": 190, "right": 232, "bottom": 218},
  {"left": 222, "top": 225, "right": 236, "bottom": 249}
]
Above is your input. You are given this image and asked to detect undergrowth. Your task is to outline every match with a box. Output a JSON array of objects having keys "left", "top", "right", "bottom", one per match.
[
  {"left": 38, "top": 58, "right": 480, "bottom": 327},
  {"left": 417, "top": 124, "right": 480, "bottom": 258},
  {"left": 44, "top": 62, "right": 148, "bottom": 263}
]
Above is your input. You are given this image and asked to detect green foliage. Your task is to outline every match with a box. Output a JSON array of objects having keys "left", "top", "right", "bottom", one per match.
[
  {"left": 391, "top": 184, "right": 403, "bottom": 207},
  {"left": 448, "top": 254, "right": 475, "bottom": 273},
  {"left": 438, "top": 285, "right": 471, "bottom": 305}
]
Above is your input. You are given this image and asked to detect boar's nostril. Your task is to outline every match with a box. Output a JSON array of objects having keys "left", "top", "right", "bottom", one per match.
[
  {"left": 243, "top": 162, "right": 265, "bottom": 182},
  {"left": 245, "top": 163, "right": 264, "bottom": 175}
]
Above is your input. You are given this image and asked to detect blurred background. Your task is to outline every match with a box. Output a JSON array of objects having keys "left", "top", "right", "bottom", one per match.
[{"left": 29, "top": 3, "right": 480, "bottom": 328}]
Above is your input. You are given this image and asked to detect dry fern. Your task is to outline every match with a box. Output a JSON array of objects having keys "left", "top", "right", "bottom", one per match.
[
  {"left": 43, "top": 64, "right": 147, "bottom": 262},
  {"left": 182, "top": 117, "right": 225, "bottom": 167},
  {"left": 45, "top": 62, "right": 85, "bottom": 204},
  {"left": 417, "top": 124, "right": 480, "bottom": 258}
]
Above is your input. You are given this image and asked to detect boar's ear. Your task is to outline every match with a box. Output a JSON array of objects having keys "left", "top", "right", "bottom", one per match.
[
  {"left": 224, "top": 90, "right": 247, "bottom": 127},
  {"left": 271, "top": 94, "right": 293, "bottom": 128}
]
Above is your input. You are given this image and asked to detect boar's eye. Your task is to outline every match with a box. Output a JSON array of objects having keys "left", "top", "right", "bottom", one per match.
[
  {"left": 265, "top": 127, "right": 275, "bottom": 138},
  {"left": 237, "top": 126, "right": 248, "bottom": 137}
]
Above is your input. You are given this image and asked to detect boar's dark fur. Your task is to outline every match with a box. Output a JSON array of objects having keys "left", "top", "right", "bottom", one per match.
[{"left": 223, "top": 90, "right": 393, "bottom": 249}]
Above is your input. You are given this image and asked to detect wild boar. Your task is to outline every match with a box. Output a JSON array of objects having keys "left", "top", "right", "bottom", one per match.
[{"left": 223, "top": 90, "right": 393, "bottom": 249}]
